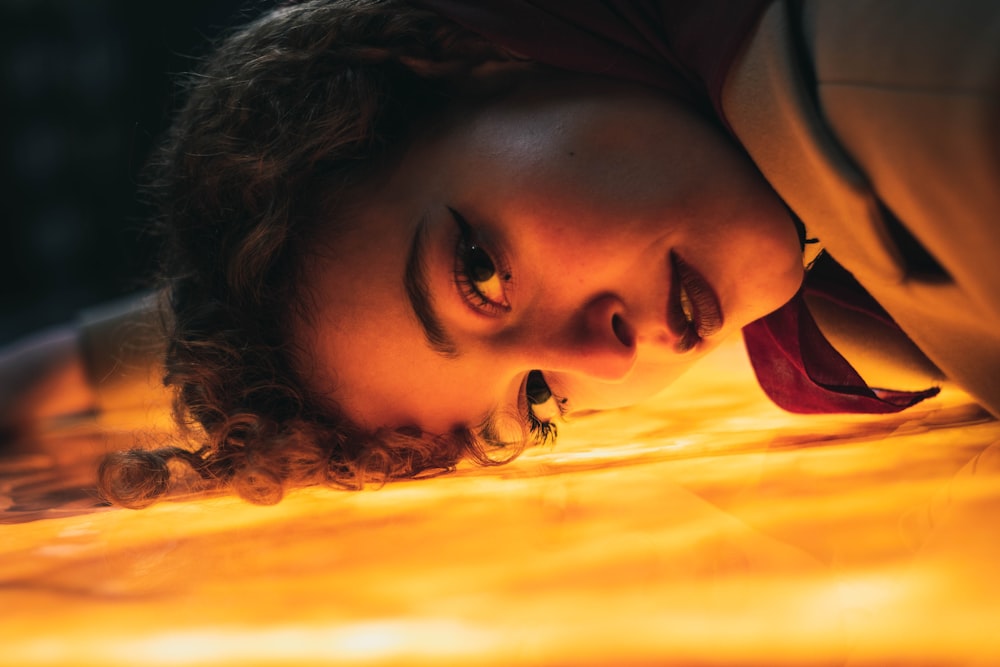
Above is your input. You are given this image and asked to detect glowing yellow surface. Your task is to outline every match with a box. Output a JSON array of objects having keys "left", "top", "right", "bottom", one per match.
[{"left": 2, "top": 339, "right": 999, "bottom": 666}]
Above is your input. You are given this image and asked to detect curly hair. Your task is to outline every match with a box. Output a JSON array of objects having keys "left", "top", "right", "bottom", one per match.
[{"left": 97, "top": 0, "right": 541, "bottom": 508}]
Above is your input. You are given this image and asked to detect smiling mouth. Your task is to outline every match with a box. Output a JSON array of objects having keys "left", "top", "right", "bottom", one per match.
[{"left": 667, "top": 251, "right": 724, "bottom": 353}]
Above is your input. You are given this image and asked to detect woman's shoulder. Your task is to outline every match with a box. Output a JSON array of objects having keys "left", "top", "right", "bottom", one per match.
[{"left": 725, "top": 0, "right": 1000, "bottom": 416}]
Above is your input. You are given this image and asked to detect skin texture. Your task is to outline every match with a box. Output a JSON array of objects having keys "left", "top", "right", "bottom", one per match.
[{"left": 293, "top": 72, "right": 804, "bottom": 438}]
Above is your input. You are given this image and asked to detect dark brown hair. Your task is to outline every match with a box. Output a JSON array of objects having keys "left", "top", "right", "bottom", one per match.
[{"left": 98, "top": 0, "right": 537, "bottom": 508}]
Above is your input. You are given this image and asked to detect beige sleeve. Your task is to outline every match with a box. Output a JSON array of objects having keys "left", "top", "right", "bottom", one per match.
[{"left": 724, "top": 0, "right": 1000, "bottom": 416}]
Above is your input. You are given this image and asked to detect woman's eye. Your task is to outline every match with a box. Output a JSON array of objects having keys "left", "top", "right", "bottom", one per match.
[
  {"left": 524, "top": 370, "right": 567, "bottom": 444},
  {"left": 451, "top": 208, "right": 511, "bottom": 314},
  {"left": 526, "top": 370, "right": 566, "bottom": 428},
  {"left": 526, "top": 369, "right": 552, "bottom": 405},
  {"left": 463, "top": 244, "right": 506, "bottom": 304}
]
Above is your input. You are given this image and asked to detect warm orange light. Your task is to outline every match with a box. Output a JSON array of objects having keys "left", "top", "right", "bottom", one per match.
[{"left": 2, "top": 339, "right": 999, "bottom": 665}]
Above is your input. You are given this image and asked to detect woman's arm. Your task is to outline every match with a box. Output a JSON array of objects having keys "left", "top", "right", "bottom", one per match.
[
  {"left": 1, "top": 294, "right": 172, "bottom": 446},
  {"left": 0, "top": 326, "right": 97, "bottom": 443}
]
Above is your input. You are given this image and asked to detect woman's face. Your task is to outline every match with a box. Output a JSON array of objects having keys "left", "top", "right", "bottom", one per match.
[{"left": 293, "top": 74, "right": 803, "bottom": 439}]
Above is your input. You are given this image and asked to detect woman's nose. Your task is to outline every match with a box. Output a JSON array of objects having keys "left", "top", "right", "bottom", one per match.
[{"left": 534, "top": 294, "right": 637, "bottom": 380}]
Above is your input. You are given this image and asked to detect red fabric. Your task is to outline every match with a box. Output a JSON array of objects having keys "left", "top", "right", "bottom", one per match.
[
  {"left": 743, "top": 253, "right": 938, "bottom": 413},
  {"left": 742, "top": 290, "right": 939, "bottom": 414},
  {"left": 412, "top": 0, "right": 938, "bottom": 414}
]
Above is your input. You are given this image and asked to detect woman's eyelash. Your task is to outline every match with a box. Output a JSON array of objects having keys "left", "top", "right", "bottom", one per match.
[
  {"left": 450, "top": 208, "right": 511, "bottom": 315},
  {"left": 527, "top": 412, "right": 558, "bottom": 443},
  {"left": 525, "top": 370, "right": 567, "bottom": 444}
]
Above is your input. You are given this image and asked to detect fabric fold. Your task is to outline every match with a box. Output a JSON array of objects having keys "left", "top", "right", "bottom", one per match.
[{"left": 743, "top": 291, "right": 939, "bottom": 414}]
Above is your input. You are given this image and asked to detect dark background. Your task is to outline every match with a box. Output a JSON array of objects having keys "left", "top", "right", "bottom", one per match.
[{"left": 0, "top": 0, "right": 277, "bottom": 346}]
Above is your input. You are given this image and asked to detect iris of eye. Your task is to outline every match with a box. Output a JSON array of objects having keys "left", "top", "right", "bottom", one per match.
[
  {"left": 466, "top": 246, "right": 495, "bottom": 282},
  {"left": 526, "top": 370, "right": 552, "bottom": 405}
]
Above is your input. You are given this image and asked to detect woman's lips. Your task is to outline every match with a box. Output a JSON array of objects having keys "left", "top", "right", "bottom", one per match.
[{"left": 667, "top": 251, "right": 724, "bottom": 353}]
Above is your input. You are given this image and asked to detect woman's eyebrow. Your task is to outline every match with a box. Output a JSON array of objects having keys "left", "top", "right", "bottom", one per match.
[{"left": 404, "top": 214, "right": 460, "bottom": 358}]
